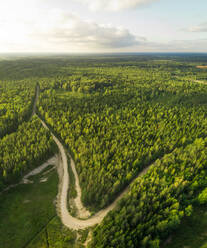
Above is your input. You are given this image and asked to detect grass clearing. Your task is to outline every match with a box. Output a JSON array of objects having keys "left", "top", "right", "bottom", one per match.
[
  {"left": 0, "top": 165, "right": 58, "bottom": 248},
  {"left": 26, "top": 216, "right": 92, "bottom": 248},
  {"left": 27, "top": 217, "right": 77, "bottom": 248},
  {"left": 165, "top": 205, "right": 207, "bottom": 248}
]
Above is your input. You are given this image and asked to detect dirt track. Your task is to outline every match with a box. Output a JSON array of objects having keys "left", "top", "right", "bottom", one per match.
[
  {"left": 40, "top": 118, "right": 152, "bottom": 230},
  {"left": 34, "top": 84, "right": 151, "bottom": 230},
  {"left": 0, "top": 156, "right": 57, "bottom": 194},
  {"left": 32, "top": 85, "right": 40, "bottom": 116},
  {"left": 69, "top": 156, "right": 91, "bottom": 218},
  {"left": 23, "top": 156, "right": 57, "bottom": 184}
]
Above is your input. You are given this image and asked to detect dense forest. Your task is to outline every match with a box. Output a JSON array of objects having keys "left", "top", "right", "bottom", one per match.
[
  {"left": 37, "top": 64, "right": 207, "bottom": 209},
  {"left": 0, "top": 80, "right": 36, "bottom": 138},
  {"left": 0, "top": 62, "right": 58, "bottom": 190},
  {"left": 1, "top": 54, "right": 207, "bottom": 248},
  {"left": 90, "top": 137, "right": 207, "bottom": 247},
  {"left": 0, "top": 116, "right": 57, "bottom": 190}
]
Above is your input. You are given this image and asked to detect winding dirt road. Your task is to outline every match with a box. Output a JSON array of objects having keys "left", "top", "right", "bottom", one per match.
[
  {"left": 33, "top": 84, "right": 151, "bottom": 230},
  {"left": 69, "top": 156, "right": 91, "bottom": 219},
  {"left": 40, "top": 118, "right": 152, "bottom": 230}
]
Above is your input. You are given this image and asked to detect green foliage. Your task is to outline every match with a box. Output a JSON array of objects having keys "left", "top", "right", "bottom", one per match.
[
  {"left": 27, "top": 217, "right": 76, "bottom": 248},
  {"left": 90, "top": 138, "right": 207, "bottom": 247},
  {"left": 0, "top": 168, "right": 58, "bottom": 248},
  {"left": 0, "top": 80, "right": 36, "bottom": 138},
  {"left": 185, "top": 205, "right": 193, "bottom": 217},
  {"left": 0, "top": 116, "right": 57, "bottom": 189},
  {"left": 1, "top": 54, "right": 207, "bottom": 247},
  {"left": 198, "top": 188, "right": 207, "bottom": 204},
  {"left": 166, "top": 205, "right": 207, "bottom": 248},
  {"left": 37, "top": 63, "right": 207, "bottom": 210}
]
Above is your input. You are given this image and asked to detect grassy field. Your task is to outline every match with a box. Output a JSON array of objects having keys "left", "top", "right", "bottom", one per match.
[
  {"left": 0, "top": 159, "right": 91, "bottom": 248},
  {"left": 0, "top": 165, "right": 58, "bottom": 248},
  {"left": 27, "top": 217, "right": 77, "bottom": 248},
  {"left": 27, "top": 216, "right": 91, "bottom": 248},
  {"left": 165, "top": 205, "right": 207, "bottom": 248}
]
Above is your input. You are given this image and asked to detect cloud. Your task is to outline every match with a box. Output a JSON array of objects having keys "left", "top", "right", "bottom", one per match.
[
  {"left": 0, "top": 2, "right": 145, "bottom": 52},
  {"left": 74, "top": 0, "right": 159, "bottom": 11},
  {"left": 1, "top": 1, "right": 206, "bottom": 53},
  {"left": 29, "top": 11, "right": 145, "bottom": 52},
  {"left": 184, "top": 22, "right": 207, "bottom": 32}
]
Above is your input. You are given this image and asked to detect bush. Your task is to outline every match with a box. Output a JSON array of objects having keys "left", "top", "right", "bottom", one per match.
[{"left": 198, "top": 188, "right": 207, "bottom": 204}]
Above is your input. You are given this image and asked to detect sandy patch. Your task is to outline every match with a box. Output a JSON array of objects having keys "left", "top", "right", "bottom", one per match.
[
  {"left": 40, "top": 177, "right": 48, "bottom": 183},
  {"left": 196, "top": 65, "right": 207, "bottom": 69}
]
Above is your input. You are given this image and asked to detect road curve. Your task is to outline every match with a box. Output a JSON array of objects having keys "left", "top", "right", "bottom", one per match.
[
  {"left": 39, "top": 117, "right": 152, "bottom": 230},
  {"left": 69, "top": 156, "right": 91, "bottom": 218}
]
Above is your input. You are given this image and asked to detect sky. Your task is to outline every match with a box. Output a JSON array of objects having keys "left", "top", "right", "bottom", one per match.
[{"left": 0, "top": 0, "right": 207, "bottom": 53}]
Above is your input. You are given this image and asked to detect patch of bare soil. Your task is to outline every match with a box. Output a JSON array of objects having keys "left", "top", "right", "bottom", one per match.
[{"left": 196, "top": 65, "right": 207, "bottom": 69}]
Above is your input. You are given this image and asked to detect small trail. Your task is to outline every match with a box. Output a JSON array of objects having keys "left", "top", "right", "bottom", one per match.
[
  {"left": 69, "top": 156, "right": 91, "bottom": 218},
  {"left": 39, "top": 117, "right": 152, "bottom": 230},
  {"left": 0, "top": 156, "right": 57, "bottom": 194},
  {"left": 84, "top": 231, "right": 92, "bottom": 247},
  {"left": 32, "top": 85, "right": 40, "bottom": 117},
  {"left": 23, "top": 156, "right": 57, "bottom": 184}
]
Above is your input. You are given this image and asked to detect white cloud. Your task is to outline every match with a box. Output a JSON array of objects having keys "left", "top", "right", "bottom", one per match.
[
  {"left": 74, "top": 0, "right": 158, "bottom": 11},
  {"left": 184, "top": 22, "right": 207, "bottom": 32},
  {"left": 31, "top": 12, "right": 144, "bottom": 51},
  {"left": 0, "top": 7, "right": 143, "bottom": 52},
  {"left": 1, "top": 0, "right": 206, "bottom": 53},
  {"left": 0, "top": 0, "right": 39, "bottom": 52}
]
